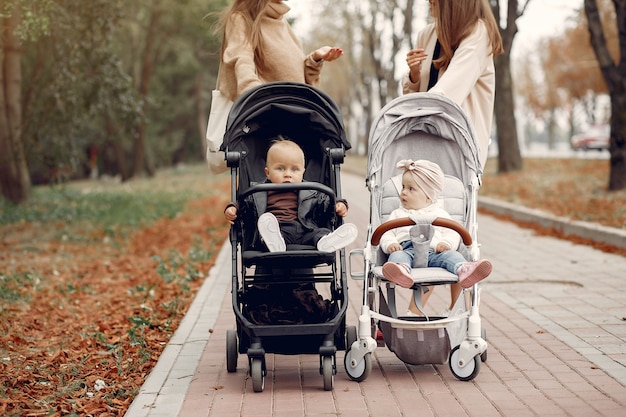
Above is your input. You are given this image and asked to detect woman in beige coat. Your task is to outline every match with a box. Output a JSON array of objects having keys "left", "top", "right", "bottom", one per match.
[
  {"left": 401, "top": 0, "right": 503, "bottom": 316},
  {"left": 207, "top": 0, "right": 342, "bottom": 172},
  {"left": 403, "top": 0, "right": 503, "bottom": 168},
  {"left": 218, "top": 0, "right": 342, "bottom": 101}
]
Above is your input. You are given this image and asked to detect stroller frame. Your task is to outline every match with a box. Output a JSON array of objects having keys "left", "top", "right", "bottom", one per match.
[
  {"left": 220, "top": 82, "right": 355, "bottom": 392},
  {"left": 346, "top": 92, "right": 488, "bottom": 382}
]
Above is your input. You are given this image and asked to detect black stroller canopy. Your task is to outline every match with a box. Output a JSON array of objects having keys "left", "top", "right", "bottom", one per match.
[
  {"left": 220, "top": 82, "right": 350, "bottom": 187},
  {"left": 220, "top": 82, "right": 350, "bottom": 152}
]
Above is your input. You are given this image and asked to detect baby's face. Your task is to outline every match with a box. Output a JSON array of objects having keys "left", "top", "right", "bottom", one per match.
[
  {"left": 399, "top": 172, "right": 431, "bottom": 210},
  {"left": 265, "top": 148, "right": 305, "bottom": 183}
]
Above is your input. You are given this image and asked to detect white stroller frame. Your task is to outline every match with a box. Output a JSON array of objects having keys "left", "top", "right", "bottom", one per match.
[{"left": 346, "top": 92, "right": 488, "bottom": 382}]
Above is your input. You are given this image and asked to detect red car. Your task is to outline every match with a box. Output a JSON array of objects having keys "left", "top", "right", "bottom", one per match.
[{"left": 571, "top": 124, "right": 610, "bottom": 151}]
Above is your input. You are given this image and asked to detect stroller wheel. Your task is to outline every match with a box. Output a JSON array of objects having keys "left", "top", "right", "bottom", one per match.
[
  {"left": 345, "top": 325, "right": 357, "bottom": 350},
  {"left": 322, "top": 356, "right": 334, "bottom": 391},
  {"left": 480, "top": 327, "right": 487, "bottom": 362},
  {"left": 449, "top": 345, "right": 480, "bottom": 381},
  {"left": 344, "top": 349, "right": 372, "bottom": 382},
  {"left": 250, "top": 358, "right": 265, "bottom": 392},
  {"left": 226, "top": 329, "right": 238, "bottom": 372}
]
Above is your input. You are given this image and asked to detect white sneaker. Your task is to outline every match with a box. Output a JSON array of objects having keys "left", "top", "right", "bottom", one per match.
[
  {"left": 257, "top": 213, "right": 286, "bottom": 252},
  {"left": 316, "top": 223, "right": 358, "bottom": 253}
]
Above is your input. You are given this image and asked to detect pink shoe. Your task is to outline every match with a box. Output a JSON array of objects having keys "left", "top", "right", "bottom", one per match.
[
  {"left": 457, "top": 260, "right": 492, "bottom": 288},
  {"left": 382, "top": 262, "right": 414, "bottom": 288}
]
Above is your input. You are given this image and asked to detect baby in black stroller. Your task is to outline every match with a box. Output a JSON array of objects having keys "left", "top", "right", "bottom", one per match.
[
  {"left": 224, "top": 136, "right": 357, "bottom": 253},
  {"left": 220, "top": 82, "right": 357, "bottom": 392}
]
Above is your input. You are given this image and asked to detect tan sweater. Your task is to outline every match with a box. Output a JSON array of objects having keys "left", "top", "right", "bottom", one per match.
[
  {"left": 220, "top": 1, "right": 323, "bottom": 101},
  {"left": 402, "top": 22, "right": 496, "bottom": 168}
]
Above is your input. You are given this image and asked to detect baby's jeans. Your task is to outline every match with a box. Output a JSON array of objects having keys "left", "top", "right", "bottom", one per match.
[{"left": 388, "top": 242, "right": 466, "bottom": 274}]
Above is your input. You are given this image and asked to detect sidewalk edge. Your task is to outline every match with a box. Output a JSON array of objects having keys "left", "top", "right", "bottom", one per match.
[
  {"left": 478, "top": 196, "right": 626, "bottom": 251},
  {"left": 124, "top": 241, "right": 231, "bottom": 417}
]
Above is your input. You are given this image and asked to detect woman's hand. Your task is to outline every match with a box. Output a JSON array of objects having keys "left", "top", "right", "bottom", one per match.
[
  {"left": 313, "top": 46, "right": 343, "bottom": 63},
  {"left": 406, "top": 48, "right": 427, "bottom": 82}
]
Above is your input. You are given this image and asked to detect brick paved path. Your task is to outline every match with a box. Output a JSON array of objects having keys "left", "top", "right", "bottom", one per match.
[{"left": 126, "top": 172, "right": 626, "bottom": 417}]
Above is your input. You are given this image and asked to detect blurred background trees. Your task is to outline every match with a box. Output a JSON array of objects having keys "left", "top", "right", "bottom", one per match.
[{"left": 1, "top": 0, "right": 624, "bottom": 204}]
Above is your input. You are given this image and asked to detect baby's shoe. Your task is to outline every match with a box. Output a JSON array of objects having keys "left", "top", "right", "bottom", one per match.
[
  {"left": 457, "top": 259, "right": 492, "bottom": 288},
  {"left": 257, "top": 212, "right": 286, "bottom": 252},
  {"left": 317, "top": 223, "right": 358, "bottom": 252},
  {"left": 381, "top": 262, "right": 414, "bottom": 288}
]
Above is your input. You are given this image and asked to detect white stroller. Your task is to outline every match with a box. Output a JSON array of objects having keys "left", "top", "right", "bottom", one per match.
[{"left": 346, "top": 92, "right": 488, "bottom": 382}]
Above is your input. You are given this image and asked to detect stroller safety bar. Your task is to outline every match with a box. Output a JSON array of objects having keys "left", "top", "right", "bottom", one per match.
[
  {"left": 370, "top": 217, "right": 472, "bottom": 246},
  {"left": 239, "top": 182, "right": 337, "bottom": 204}
]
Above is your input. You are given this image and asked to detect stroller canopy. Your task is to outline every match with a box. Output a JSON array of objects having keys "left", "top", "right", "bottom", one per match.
[
  {"left": 220, "top": 82, "right": 350, "bottom": 187},
  {"left": 367, "top": 92, "right": 481, "bottom": 191}
]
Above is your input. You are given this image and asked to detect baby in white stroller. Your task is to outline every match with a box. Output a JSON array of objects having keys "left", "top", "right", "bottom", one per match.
[{"left": 380, "top": 159, "right": 492, "bottom": 316}]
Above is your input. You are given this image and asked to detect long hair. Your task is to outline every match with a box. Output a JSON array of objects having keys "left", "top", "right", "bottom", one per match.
[
  {"left": 434, "top": 0, "right": 504, "bottom": 71},
  {"left": 215, "top": 0, "right": 273, "bottom": 71}
]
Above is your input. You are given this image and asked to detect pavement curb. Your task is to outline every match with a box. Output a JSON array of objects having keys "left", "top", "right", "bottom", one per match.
[
  {"left": 478, "top": 196, "right": 626, "bottom": 251},
  {"left": 124, "top": 241, "right": 231, "bottom": 417}
]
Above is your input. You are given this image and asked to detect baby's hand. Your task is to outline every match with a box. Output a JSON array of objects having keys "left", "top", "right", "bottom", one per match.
[
  {"left": 224, "top": 206, "right": 237, "bottom": 225},
  {"left": 335, "top": 201, "right": 348, "bottom": 217},
  {"left": 435, "top": 242, "right": 451, "bottom": 253},
  {"left": 387, "top": 243, "right": 402, "bottom": 253}
]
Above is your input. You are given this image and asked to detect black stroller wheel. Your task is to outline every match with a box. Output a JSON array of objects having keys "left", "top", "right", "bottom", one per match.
[
  {"left": 322, "top": 356, "right": 334, "bottom": 391},
  {"left": 345, "top": 325, "right": 357, "bottom": 350},
  {"left": 480, "top": 327, "right": 487, "bottom": 362},
  {"left": 250, "top": 358, "right": 265, "bottom": 392},
  {"left": 226, "top": 329, "right": 238, "bottom": 372}
]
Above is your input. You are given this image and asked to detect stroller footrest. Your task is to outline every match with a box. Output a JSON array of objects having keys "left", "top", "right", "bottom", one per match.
[
  {"left": 373, "top": 266, "right": 458, "bottom": 286},
  {"left": 243, "top": 249, "right": 336, "bottom": 268}
]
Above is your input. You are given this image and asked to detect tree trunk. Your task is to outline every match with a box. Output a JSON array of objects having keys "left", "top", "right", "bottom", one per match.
[
  {"left": 494, "top": 52, "right": 523, "bottom": 172},
  {"left": 584, "top": 0, "right": 626, "bottom": 191},
  {"left": 0, "top": 9, "right": 31, "bottom": 204},
  {"left": 132, "top": 3, "right": 162, "bottom": 178},
  {"left": 105, "top": 116, "right": 131, "bottom": 181},
  {"left": 608, "top": 92, "right": 626, "bottom": 190},
  {"left": 195, "top": 72, "right": 207, "bottom": 157}
]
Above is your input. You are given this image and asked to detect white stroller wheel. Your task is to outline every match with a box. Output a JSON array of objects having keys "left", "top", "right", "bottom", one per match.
[
  {"left": 344, "top": 350, "right": 372, "bottom": 382},
  {"left": 449, "top": 345, "right": 480, "bottom": 381}
]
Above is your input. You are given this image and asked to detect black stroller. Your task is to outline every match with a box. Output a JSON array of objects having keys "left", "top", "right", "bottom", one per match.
[{"left": 220, "top": 82, "right": 353, "bottom": 392}]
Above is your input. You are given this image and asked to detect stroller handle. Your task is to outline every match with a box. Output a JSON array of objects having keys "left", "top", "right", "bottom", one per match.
[{"left": 370, "top": 217, "right": 472, "bottom": 246}]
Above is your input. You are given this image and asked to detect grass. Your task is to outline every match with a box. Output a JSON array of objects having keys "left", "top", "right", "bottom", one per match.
[
  {"left": 0, "top": 164, "right": 231, "bottom": 416},
  {"left": 0, "top": 164, "right": 214, "bottom": 240}
]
